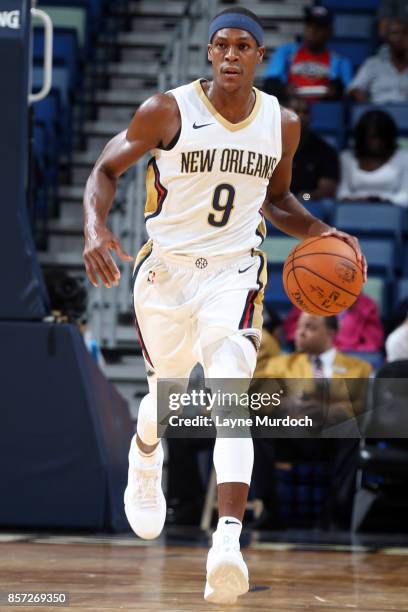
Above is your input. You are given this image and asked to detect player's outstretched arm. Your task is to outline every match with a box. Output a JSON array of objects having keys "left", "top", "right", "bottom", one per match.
[
  {"left": 83, "top": 93, "right": 180, "bottom": 288},
  {"left": 262, "top": 107, "right": 367, "bottom": 280}
]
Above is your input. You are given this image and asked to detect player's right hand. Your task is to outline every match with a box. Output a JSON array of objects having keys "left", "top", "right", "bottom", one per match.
[{"left": 83, "top": 224, "right": 133, "bottom": 288}]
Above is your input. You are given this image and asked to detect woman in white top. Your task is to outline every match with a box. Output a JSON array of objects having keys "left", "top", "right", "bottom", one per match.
[
  {"left": 386, "top": 316, "right": 408, "bottom": 362},
  {"left": 337, "top": 110, "right": 408, "bottom": 207}
]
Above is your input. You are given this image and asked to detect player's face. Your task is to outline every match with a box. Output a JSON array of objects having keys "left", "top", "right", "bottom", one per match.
[
  {"left": 295, "top": 314, "right": 332, "bottom": 354},
  {"left": 208, "top": 29, "right": 264, "bottom": 91}
]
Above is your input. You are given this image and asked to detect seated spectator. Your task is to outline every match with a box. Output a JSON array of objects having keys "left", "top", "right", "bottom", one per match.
[
  {"left": 337, "top": 110, "right": 408, "bottom": 206},
  {"left": 263, "top": 6, "right": 352, "bottom": 102},
  {"left": 377, "top": 1, "right": 408, "bottom": 42},
  {"left": 287, "top": 96, "right": 339, "bottom": 201},
  {"left": 386, "top": 314, "right": 408, "bottom": 361},
  {"left": 384, "top": 296, "right": 408, "bottom": 337},
  {"left": 348, "top": 18, "right": 408, "bottom": 104},
  {"left": 263, "top": 313, "right": 372, "bottom": 381},
  {"left": 284, "top": 294, "right": 384, "bottom": 352},
  {"left": 252, "top": 314, "right": 372, "bottom": 529}
]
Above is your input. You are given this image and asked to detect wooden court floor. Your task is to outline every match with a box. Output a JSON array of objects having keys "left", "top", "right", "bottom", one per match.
[{"left": 1, "top": 532, "right": 408, "bottom": 611}]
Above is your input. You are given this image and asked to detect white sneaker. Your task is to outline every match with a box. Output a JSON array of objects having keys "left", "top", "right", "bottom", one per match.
[
  {"left": 204, "top": 531, "right": 249, "bottom": 605},
  {"left": 124, "top": 436, "right": 166, "bottom": 539}
]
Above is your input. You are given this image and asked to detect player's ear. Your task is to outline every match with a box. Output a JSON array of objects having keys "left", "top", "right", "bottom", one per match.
[
  {"left": 207, "top": 43, "right": 213, "bottom": 62},
  {"left": 257, "top": 46, "right": 265, "bottom": 64}
]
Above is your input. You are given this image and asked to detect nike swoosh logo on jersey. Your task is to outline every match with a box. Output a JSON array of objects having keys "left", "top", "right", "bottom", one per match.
[
  {"left": 225, "top": 520, "right": 240, "bottom": 525},
  {"left": 238, "top": 264, "right": 255, "bottom": 274},
  {"left": 193, "top": 121, "right": 214, "bottom": 129}
]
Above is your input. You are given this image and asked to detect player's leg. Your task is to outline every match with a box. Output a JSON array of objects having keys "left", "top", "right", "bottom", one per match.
[
  {"left": 125, "top": 368, "right": 193, "bottom": 540},
  {"left": 197, "top": 251, "right": 265, "bottom": 604},
  {"left": 203, "top": 332, "right": 257, "bottom": 520},
  {"left": 125, "top": 245, "right": 197, "bottom": 539},
  {"left": 200, "top": 253, "right": 264, "bottom": 520},
  {"left": 201, "top": 332, "right": 257, "bottom": 605}
]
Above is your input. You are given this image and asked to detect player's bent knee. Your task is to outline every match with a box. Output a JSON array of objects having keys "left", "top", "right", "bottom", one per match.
[
  {"left": 229, "top": 333, "right": 258, "bottom": 377},
  {"left": 202, "top": 332, "right": 258, "bottom": 380}
]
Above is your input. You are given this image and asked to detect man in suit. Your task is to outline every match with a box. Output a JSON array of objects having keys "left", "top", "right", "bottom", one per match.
[
  {"left": 268, "top": 313, "right": 372, "bottom": 378},
  {"left": 251, "top": 313, "right": 372, "bottom": 529}
]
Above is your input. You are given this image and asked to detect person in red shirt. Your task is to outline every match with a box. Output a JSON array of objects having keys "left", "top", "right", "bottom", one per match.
[
  {"left": 284, "top": 293, "right": 384, "bottom": 352},
  {"left": 263, "top": 6, "right": 353, "bottom": 102}
]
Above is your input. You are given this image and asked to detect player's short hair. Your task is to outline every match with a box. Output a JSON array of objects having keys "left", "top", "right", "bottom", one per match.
[{"left": 324, "top": 316, "right": 339, "bottom": 333}]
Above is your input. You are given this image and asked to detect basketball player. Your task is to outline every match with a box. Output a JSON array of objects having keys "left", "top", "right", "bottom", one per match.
[{"left": 83, "top": 7, "right": 366, "bottom": 605}]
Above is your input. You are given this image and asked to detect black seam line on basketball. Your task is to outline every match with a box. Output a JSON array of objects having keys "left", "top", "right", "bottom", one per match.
[
  {"left": 285, "top": 251, "right": 363, "bottom": 291},
  {"left": 292, "top": 236, "right": 323, "bottom": 255},
  {"left": 289, "top": 267, "right": 333, "bottom": 315},
  {"left": 282, "top": 246, "right": 296, "bottom": 308},
  {"left": 287, "top": 253, "right": 333, "bottom": 316},
  {"left": 290, "top": 266, "right": 350, "bottom": 315},
  {"left": 289, "top": 250, "right": 362, "bottom": 270},
  {"left": 289, "top": 264, "right": 359, "bottom": 298},
  {"left": 291, "top": 246, "right": 297, "bottom": 299}
]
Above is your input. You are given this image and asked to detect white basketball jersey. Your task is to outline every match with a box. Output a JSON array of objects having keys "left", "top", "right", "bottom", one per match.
[{"left": 144, "top": 79, "right": 282, "bottom": 256}]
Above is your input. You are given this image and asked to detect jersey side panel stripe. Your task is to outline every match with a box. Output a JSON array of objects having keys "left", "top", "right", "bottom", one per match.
[
  {"left": 132, "top": 239, "right": 153, "bottom": 295},
  {"left": 145, "top": 158, "right": 168, "bottom": 221},
  {"left": 256, "top": 217, "right": 266, "bottom": 243},
  {"left": 134, "top": 316, "right": 154, "bottom": 368},
  {"left": 132, "top": 239, "right": 154, "bottom": 368},
  {"left": 251, "top": 250, "right": 267, "bottom": 332},
  {"left": 238, "top": 251, "right": 267, "bottom": 332}
]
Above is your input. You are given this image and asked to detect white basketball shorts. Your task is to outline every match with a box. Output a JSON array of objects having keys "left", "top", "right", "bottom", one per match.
[{"left": 132, "top": 240, "right": 267, "bottom": 379}]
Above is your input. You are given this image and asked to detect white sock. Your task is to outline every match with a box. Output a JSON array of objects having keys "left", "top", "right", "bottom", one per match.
[{"left": 216, "top": 516, "right": 242, "bottom": 540}]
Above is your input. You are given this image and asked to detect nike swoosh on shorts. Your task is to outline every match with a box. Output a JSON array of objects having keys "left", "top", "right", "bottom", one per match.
[{"left": 238, "top": 264, "right": 255, "bottom": 274}]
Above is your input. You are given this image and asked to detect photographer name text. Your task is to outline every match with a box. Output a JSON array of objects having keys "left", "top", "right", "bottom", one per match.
[{"left": 168, "top": 415, "right": 313, "bottom": 428}]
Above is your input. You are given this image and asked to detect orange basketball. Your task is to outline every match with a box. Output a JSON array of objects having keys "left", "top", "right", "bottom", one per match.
[{"left": 282, "top": 236, "right": 364, "bottom": 316}]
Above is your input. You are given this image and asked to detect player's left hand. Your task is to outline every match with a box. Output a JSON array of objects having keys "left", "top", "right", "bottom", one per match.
[{"left": 320, "top": 227, "right": 367, "bottom": 283}]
